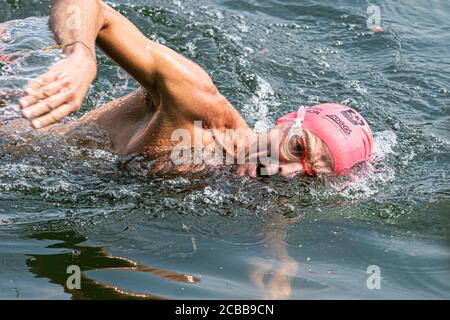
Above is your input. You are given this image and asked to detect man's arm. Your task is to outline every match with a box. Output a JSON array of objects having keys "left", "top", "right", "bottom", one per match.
[
  {"left": 95, "top": 3, "right": 246, "bottom": 129},
  {"left": 21, "top": 0, "right": 247, "bottom": 130},
  {"left": 19, "top": 0, "right": 105, "bottom": 128},
  {"left": 49, "top": 0, "right": 104, "bottom": 57}
]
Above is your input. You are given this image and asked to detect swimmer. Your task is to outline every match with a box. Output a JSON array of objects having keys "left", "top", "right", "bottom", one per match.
[{"left": 15, "top": 0, "right": 374, "bottom": 178}]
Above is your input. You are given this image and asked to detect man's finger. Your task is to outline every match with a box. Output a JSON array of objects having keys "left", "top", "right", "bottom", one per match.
[
  {"left": 26, "top": 77, "right": 70, "bottom": 100},
  {"left": 18, "top": 95, "right": 38, "bottom": 108},
  {"left": 27, "top": 73, "right": 57, "bottom": 91},
  {"left": 40, "top": 77, "right": 70, "bottom": 97},
  {"left": 24, "top": 87, "right": 47, "bottom": 100},
  {"left": 31, "top": 103, "right": 74, "bottom": 129},
  {"left": 26, "top": 78, "right": 45, "bottom": 90},
  {"left": 22, "top": 88, "right": 73, "bottom": 119},
  {"left": 27, "top": 71, "right": 66, "bottom": 91}
]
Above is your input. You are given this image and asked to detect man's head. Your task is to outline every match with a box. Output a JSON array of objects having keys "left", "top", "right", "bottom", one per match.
[{"left": 259, "top": 103, "right": 374, "bottom": 178}]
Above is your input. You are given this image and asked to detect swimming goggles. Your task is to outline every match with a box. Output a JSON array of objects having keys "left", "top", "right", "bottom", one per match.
[{"left": 283, "top": 106, "right": 314, "bottom": 176}]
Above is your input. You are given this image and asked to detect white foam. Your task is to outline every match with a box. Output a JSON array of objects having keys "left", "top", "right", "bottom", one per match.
[
  {"left": 373, "top": 130, "right": 398, "bottom": 159},
  {"left": 323, "top": 130, "right": 399, "bottom": 200},
  {"left": 242, "top": 75, "right": 279, "bottom": 134}
]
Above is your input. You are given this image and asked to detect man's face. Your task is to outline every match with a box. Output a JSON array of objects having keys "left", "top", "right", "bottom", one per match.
[
  {"left": 260, "top": 123, "right": 306, "bottom": 177},
  {"left": 238, "top": 123, "right": 333, "bottom": 178},
  {"left": 238, "top": 123, "right": 334, "bottom": 178}
]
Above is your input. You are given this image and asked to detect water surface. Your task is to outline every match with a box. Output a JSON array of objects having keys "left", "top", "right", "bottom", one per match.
[{"left": 0, "top": 0, "right": 449, "bottom": 299}]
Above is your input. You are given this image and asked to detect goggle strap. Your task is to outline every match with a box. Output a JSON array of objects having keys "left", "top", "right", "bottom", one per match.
[{"left": 300, "top": 135, "right": 315, "bottom": 177}]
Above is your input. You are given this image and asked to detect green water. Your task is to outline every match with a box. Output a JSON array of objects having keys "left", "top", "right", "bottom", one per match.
[{"left": 0, "top": 0, "right": 449, "bottom": 299}]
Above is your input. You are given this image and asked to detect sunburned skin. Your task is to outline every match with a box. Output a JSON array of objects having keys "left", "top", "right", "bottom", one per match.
[{"left": 10, "top": 0, "right": 334, "bottom": 178}]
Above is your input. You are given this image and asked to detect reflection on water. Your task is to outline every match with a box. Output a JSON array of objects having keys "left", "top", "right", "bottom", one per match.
[
  {"left": 2, "top": 210, "right": 447, "bottom": 299},
  {"left": 0, "top": 0, "right": 449, "bottom": 299},
  {"left": 250, "top": 217, "right": 301, "bottom": 300},
  {"left": 26, "top": 227, "right": 201, "bottom": 300},
  {"left": 15, "top": 219, "right": 301, "bottom": 300}
]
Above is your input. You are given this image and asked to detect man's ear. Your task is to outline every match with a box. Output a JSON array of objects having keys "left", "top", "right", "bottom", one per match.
[
  {"left": 309, "top": 133, "right": 334, "bottom": 175},
  {"left": 314, "top": 149, "right": 334, "bottom": 175}
]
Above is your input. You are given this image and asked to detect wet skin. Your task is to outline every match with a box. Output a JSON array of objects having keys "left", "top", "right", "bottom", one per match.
[{"left": 16, "top": 0, "right": 333, "bottom": 178}]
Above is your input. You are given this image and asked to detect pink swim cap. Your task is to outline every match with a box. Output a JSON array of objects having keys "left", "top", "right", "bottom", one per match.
[{"left": 276, "top": 103, "right": 374, "bottom": 174}]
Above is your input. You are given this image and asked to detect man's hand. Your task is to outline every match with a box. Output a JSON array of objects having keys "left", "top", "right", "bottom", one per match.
[{"left": 19, "top": 43, "right": 97, "bottom": 129}]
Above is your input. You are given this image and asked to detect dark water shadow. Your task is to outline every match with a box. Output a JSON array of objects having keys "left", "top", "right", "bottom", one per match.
[{"left": 25, "top": 227, "right": 200, "bottom": 300}]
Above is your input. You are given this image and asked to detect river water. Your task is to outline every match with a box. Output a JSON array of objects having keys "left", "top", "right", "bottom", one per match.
[{"left": 0, "top": 0, "right": 449, "bottom": 299}]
